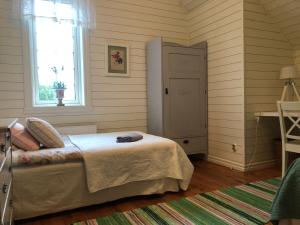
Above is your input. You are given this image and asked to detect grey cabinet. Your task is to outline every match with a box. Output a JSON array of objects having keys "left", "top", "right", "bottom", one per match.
[
  {"left": 147, "top": 37, "right": 207, "bottom": 155},
  {"left": 0, "top": 119, "right": 16, "bottom": 225}
]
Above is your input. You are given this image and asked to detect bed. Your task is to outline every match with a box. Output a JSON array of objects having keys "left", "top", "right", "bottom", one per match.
[{"left": 12, "top": 131, "right": 194, "bottom": 219}]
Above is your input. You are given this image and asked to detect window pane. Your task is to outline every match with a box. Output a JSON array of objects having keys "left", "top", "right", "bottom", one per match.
[
  {"left": 35, "top": 17, "right": 76, "bottom": 102},
  {"left": 34, "top": 0, "right": 74, "bottom": 21}
]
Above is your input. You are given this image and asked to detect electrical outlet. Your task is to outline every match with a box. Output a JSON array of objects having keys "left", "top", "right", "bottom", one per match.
[{"left": 232, "top": 144, "right": 237, "bottom": 152}]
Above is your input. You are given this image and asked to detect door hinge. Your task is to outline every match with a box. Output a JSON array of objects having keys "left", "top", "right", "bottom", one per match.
[{"left": 165, "top": 88, "right": 168, "bottom": 95}]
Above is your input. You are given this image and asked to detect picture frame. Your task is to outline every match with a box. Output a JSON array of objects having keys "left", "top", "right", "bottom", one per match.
[{"left": 105, "top": 42, "right": 130, "bottom": 77}]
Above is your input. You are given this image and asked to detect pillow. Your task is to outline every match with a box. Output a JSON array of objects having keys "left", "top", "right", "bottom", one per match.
[
  {"left": 26, "top": 117, "right": 65, "bottom": 148},
  {"left": 11, "top": 123, "right": 40, "bottom": 151}
]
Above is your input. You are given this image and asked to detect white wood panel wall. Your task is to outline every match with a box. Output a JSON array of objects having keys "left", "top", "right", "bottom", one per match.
[
  {"left": 0, "top": 0, "right": 24, "bottom": 119},
  {"left": 181, "top": 0, "right": 207, "bottom": 11},
  {"left": 260, "top": 0, "right": 300, "bottom": 73},
  {"left": 244, "top": 0, "right": 294, "bottom": 167},
  {"left": 0, "top": 0, "right": 188, "bottom": 133},
  {"left": 296, "top": 51, "right": 300, "bottom": 72},
  {"left": 186, "top": 0, "right": 246, "bottom": 169}
]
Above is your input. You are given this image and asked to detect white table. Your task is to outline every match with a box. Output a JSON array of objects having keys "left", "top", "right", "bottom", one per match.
[
  {"left": 255, "top": 111, "right": 300, "bottom": 118},
  {"left": 254, "top": 112, "right": 278, "bottom": 117}
]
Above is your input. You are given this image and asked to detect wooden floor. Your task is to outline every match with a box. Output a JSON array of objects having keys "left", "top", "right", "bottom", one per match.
[{"left": 16, "top": 159, "right": 280, "bottom": 225}]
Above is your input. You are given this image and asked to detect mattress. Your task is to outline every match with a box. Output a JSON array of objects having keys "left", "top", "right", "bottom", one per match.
[{"left": 13, "top": 162, "right": 179, "bottom": 219}]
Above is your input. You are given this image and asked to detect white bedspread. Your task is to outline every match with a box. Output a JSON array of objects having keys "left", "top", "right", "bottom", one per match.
[{"left": 69, "top": 132, "right": 194, "bottom": 193}]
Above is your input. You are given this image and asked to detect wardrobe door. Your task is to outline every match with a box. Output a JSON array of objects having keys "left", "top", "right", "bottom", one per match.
[{"left": 163, "top": 46, "right": 207, "bottom": 139}]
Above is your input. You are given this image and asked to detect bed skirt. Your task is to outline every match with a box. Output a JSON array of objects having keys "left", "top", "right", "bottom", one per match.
[{"left": 13, "top": 162, "right": 180, "bottom": 220}]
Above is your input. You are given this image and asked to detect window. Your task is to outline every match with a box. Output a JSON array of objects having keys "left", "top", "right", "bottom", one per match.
[{"left": 27, "top": 0, "right": 85, "bottom": 107}]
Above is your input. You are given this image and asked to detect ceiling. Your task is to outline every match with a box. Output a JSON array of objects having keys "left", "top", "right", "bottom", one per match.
[{"left": 260, "top": 0, "right": 300, "bottom": 51}]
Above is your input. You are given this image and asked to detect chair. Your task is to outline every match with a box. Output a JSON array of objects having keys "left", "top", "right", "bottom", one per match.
[{"left": 277, "top": 101, "right": 300, "bottom": 177}]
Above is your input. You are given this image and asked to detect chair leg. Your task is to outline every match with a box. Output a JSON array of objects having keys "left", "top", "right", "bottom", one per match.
[{"left": 282, "top": 150, "right": 288, "bottom": 177}]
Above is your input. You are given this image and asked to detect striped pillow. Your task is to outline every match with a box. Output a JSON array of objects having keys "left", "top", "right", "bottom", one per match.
[{"left": 26, "top": 117, "right": 65, "bottom": 148}]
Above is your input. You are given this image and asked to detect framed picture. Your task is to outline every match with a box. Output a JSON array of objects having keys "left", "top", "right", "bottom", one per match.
[{"left": 105, "top": 43, "right": 130, "bottom": 77}]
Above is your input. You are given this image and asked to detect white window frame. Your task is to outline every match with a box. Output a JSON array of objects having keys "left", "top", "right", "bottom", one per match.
[{"left": 23, "top": 12, "right": 91, "bottom": 114}]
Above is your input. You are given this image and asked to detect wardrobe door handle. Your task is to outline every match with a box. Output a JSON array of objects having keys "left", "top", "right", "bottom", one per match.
[
  {"left": 165, "top": 88, "right": 168, "bottom": 95},
  {"left": 183, "top": 140, "right": 189, "bottom": 144}
]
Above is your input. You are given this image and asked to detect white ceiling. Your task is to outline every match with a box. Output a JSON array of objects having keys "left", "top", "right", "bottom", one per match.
[{"left": 260, "top": 0, "right": 300, "bottom": 51}]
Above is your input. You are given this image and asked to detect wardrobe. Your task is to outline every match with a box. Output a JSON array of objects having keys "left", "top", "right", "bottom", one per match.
[{"left": 146, "top": 37, "right": 208, "bottom": 155}]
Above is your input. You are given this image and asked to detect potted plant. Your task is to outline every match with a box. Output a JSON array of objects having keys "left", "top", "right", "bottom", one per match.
[
  {"left": 53, "top": 81, "right": 66, "bottom": 106},
  {"left": 50, "top": 66, "right": 66, "bottom": 106}
]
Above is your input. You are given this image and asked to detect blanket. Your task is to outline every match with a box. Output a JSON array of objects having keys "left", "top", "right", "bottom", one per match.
[
  {"left": 69, "top": 131, "right": 194, "bottom": 193},
  {"left": 12, "top": 136, "right": 82, "bottom": 167},
  {"left": 271, "top": 158, "right": 300, "bottom": 225}
]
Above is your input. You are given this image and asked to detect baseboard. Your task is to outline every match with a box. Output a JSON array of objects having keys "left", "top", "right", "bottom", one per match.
[
  {"left": 207, "top": 155, "right": 277, "bottom": 172},
  {"left": 244, "top": 159, "right": 277, "bottom": 172},
  {"left": 207, "top": 156, "right": 245, "bottom": 171}
]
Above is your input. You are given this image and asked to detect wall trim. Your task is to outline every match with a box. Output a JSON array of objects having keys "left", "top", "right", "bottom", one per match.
[
  {"left": 244, "top": 159, "right": 277, "bottom": 172},
  {"left": 207, "top": 155, "right": 277, "bottom": 172},
  {"left": 207, "top": 155, "right": 245, "bottom": 171}
]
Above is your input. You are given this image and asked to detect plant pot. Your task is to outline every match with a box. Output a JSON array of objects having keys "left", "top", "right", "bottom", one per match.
[{"left": 54, "top": 88, "right": 66, "bottom": 106}]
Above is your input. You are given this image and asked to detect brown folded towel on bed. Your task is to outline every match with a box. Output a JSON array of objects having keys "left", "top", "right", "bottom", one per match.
[{"left": 116, "top": 132, "right": 143, "bottom": 143}]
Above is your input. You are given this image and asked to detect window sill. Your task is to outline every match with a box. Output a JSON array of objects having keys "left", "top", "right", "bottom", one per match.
[{"left": 24, "top": 105, "right": 93, "bottom": 115}]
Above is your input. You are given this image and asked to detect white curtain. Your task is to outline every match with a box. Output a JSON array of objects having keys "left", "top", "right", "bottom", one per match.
[{"left": 18, "top": 0, "right": 96, "bottom": 29}]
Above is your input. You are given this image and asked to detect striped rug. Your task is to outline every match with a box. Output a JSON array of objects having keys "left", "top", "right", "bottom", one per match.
[{"left": 72, "top": 178, "right": 281, "bottom": 225}]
